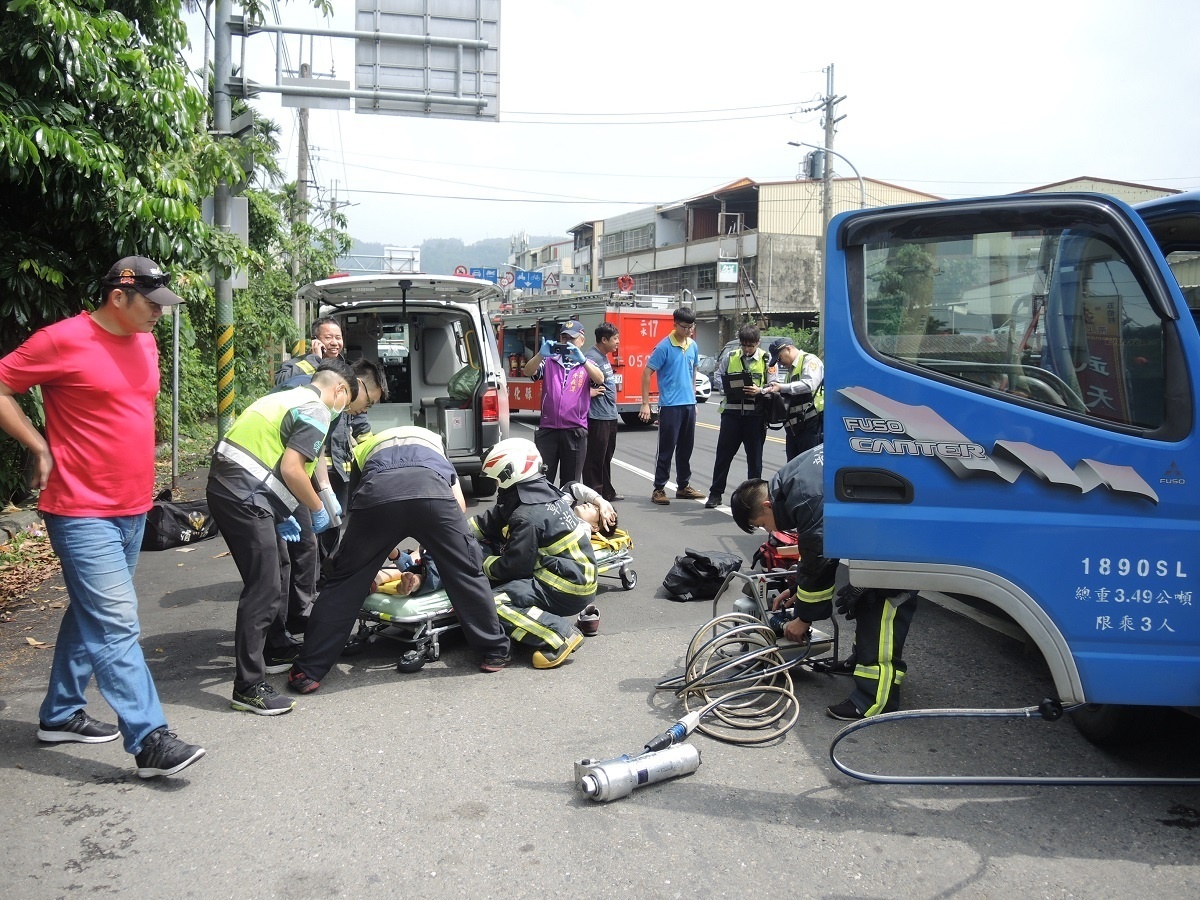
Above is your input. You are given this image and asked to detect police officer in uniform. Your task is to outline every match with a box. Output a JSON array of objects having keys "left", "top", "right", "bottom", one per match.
[
  {"left": 271, "top": 358, "right": 383, "bottom": 636},
  {"left": 206, "top": 358, "right": 356, "bottom": 716},
  {"left": 760, "top": 337, "right": 824, "bottom": 460},
  {"left": 706, "top": 324, "right": 770, "bottom": 509},
  {"left": 275, "top": 316, "right": 372, "bottom": 559}
]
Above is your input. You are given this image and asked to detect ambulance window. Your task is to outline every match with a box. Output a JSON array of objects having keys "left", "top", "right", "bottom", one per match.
[{"left": 860, "top": 226, "right": 1168, "bottom": 430}]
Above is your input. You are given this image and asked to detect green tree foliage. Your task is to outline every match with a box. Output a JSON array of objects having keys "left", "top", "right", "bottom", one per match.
[
  {"left": 867, "top": 243, "right": 936, "bottom": 338},
  {"left": 0, "top": 0, "right": 236, "bottom": 501},
  {"left": 0, "top": 0, "right": 346, "bottom": 503},
  {"left": 231, "top": 183, "right": 350, "bottom": 407},
  {"left": 0, "top": 0, "right": 249, "bottom": 348}
]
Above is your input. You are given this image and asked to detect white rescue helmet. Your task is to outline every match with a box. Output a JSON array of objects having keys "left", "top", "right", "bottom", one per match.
[{"left": 481, "top": 438, "right": 544, "bottom": 489}]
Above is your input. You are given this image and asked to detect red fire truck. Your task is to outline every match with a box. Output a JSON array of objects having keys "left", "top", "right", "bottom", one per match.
[{"left": 494, "top": 291, "right": 677, "bottom": 424}]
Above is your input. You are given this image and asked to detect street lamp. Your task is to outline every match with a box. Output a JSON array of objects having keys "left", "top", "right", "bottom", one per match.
[
  {"left": 788, "top": 141, "right": 866, "bottom": 208},
  {"left": 788, "top": 141, "right": 866, "bottom": 355}
]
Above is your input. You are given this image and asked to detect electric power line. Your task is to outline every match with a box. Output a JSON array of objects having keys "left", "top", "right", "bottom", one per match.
[
  {"left": 504, "top": 100, "right": 808, "bottom": 117},
  {"left": 342, "top": 187, "right": 655, "bottom": 205}
]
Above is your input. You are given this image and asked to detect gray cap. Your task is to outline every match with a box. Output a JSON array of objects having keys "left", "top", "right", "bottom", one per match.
[{"left": 103, "top": 256, "right": 184, "bottom": 306}]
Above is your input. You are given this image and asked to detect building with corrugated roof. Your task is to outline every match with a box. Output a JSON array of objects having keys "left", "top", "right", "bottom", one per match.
[
  {"left": 583, "top": 176, "right": 938, "bottom": 350},
  {"left": 1018, "top": 176, "right": 1178, "bottom": 204}
]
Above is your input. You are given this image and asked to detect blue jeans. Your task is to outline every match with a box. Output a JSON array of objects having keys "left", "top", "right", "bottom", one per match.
[{"left": 40, "top": 513, "right": 167, "bottom": 754}]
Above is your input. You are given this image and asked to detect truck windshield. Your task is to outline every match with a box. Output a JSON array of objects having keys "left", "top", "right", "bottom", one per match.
[{"left": 858, "top": 223, "right": 1167, "bottom": 430}]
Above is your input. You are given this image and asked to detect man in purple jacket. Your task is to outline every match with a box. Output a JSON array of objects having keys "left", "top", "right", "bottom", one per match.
[{"left": 522, "top": 320, "right": 606, "bottom": 486}]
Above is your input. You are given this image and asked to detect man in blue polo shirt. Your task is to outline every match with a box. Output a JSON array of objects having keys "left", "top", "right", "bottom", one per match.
[{"left": 638, "top": 307, "right": 706, "bottom": 506}]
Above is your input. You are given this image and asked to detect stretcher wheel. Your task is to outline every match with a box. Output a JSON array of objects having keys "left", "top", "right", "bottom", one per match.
[
  {"left": 620, "top": 566, "right": 637, "bottom": 590},
  {"left": 342, "top": 635, "right": 368, "bottom": 657},
  {"left": 397, "top": 650, "right": 426, "bottom": 673}
]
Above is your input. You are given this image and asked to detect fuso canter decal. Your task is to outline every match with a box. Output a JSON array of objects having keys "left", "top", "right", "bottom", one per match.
[{"left": 840, "top": 386, "right": 1158, "bottom": 504}]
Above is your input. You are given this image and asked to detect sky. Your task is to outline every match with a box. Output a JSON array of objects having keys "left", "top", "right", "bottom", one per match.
[{"left": 185, "top": 0, "right": 1200, "bottom": 249}]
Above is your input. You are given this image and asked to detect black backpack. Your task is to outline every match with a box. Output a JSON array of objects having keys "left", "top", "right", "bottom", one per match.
[
  {"left": 662, "top": 548, "right": 743, "bottom": 601},
  {"left": 141, "top": 489, "right": 219, "bottom": 551}
]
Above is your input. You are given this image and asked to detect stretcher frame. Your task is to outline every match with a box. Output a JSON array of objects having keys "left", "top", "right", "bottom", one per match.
[{"left": 348, "top": 539, "right": 637, "bottom": 672}]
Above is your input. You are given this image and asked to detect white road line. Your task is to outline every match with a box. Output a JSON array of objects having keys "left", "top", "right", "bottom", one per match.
[{"left": 513, "top": 418, "right": 722, "bottom": 508}]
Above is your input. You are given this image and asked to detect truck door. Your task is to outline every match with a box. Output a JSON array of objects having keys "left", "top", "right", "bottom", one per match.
[{"left": 823, "top": 193, "right": 1200, "bottom": 707}]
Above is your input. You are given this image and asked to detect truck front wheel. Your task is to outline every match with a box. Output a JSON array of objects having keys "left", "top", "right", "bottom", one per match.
[{"left": 1069, "top": 703, "right": 1166, "bottom": 746}]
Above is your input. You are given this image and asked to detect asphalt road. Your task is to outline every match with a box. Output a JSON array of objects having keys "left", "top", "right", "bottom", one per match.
[{"left": 2, "top": 400, "right": 1199, "bottom": 898}]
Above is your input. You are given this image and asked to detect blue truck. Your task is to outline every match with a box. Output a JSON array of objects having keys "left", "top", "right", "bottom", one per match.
[{"left": 822, "top": 190, "right": 1200, "bottom": 743}]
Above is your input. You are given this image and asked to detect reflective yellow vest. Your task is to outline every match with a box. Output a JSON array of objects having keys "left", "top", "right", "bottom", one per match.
[
  {"left": 216, "top": 387, "right": 328, "bottom": 513},
  {"left": 720, "top": 349, "right": 769, "bottom": 414}
]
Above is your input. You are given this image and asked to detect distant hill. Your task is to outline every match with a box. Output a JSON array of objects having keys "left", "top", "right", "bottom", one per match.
[{"left": 341, "top": 235, "right": 567, "bottom": 276}]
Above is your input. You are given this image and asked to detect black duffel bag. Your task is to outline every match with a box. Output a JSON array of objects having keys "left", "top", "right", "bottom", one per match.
[
  {"left": 141, "top": 489, "right": 219, "bottom": 551},
  {"left": 662, "top": 548, "right": 743, "bottom": 602}
]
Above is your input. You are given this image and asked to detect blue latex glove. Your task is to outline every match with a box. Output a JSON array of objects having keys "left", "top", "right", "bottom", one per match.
[
  {"left": 564, "top": 344, "right": 587, "bottom": 365},
  {"left": 539, "top": 338, "right": 555, "bottom": 358},
  {"left": 319, "top": 486, "right": 342, "bottom": 518},
  {"left": 276, "top": 516, "right": 302, "bottom": 542},
  {"left": 311, "top": 506, "right": 332, "bottom": 534}
]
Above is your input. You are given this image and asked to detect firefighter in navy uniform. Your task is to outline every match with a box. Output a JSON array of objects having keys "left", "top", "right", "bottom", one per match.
[
  {"left": 285, "top": 426, "right": 512, "bottom": 694},
  {"left": 470, "top": 438, "right": 598, "bottom": 669},
  {"left": 760, "top": 337, "right": 824, "bottom": 460},
  {"left": 730, "top": 445, "right": 919, "bottom": 720},
  {"left": 706, "top": 324, "right": 771, "bottom": 510}
]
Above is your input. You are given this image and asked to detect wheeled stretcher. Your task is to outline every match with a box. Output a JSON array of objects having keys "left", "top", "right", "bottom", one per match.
[{"left": 348, "top": 530, "right": 637, "bottom": 672}]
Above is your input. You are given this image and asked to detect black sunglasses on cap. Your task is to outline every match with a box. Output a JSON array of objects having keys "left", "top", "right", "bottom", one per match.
[{"left": 105, "top": 273, "right": 171, "bottom": 289}]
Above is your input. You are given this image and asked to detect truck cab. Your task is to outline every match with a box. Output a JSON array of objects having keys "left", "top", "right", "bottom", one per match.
[{"left": 822, "top": 192, "right": 1200, "bottom": 736}]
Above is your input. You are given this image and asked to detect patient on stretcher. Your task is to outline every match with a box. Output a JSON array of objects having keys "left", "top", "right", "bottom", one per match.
[
  {"left": 573, "top": 500, "right": 619, "bottom": 538},
  {"left": 371, "top": 548, "right": 442, "bottom": 596}
]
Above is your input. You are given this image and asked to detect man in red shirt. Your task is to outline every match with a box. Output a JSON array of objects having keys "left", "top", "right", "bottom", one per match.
[{"left": 0, "top": 256, "right": 205, "bottom": 779}]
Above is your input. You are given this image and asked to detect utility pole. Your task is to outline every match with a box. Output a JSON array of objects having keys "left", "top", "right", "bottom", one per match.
[
  {"left": 819, "top": 64, "right": 845, "bottom": 350},
  {"left": 214, "top": 0, "right": 234, "bottom": 439},
  {"left": 821, "top": 64, "right": 846, "bottom": 238},
  {"left": 328, "top": 181, "right": 348, "bottom": 248},
  {"left": 292, "top": 60, "right": 311, "bottom": 332}
]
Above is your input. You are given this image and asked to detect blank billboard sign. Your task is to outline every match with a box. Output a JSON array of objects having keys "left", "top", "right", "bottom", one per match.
[{"left": 355, "top": 0, "right": 500, "bottom": 121}]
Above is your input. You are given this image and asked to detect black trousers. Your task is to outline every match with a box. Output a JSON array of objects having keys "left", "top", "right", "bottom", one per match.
[
  {"left": 583, "top": 417, "right": 619, "bottom": 500},
  {"left": 847, "top": 590, "right": 919, "bottom": 716},
  {"left": 297, "top": 495, "right": 510, "bottom": 682},
  {"left": 709, "top": 413, "right": 767, "bottom": 496},
  {"left": 534, "top": 425, "right": 587, "bottom": 487},
  {"left": 785, "top": 422, "right": 822, "bottom": 461},
  {"left": 285, "top": 504, "right": 319, "bottom": 626},
  {"left": 490, "top": 578, "right": 584, "bottom": 651},
  {"left": 206, "top": 491, "right": 295, "bottom": 691}
]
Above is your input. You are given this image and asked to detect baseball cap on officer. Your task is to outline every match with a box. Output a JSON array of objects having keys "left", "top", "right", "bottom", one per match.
[
  {"left": 559, "top": 321, "right": 586, "bottom": 339},
  {"left": 103, "top": 256, "right": 185, "bottom": 306},
  {"left": 767, "top": 337, "right": 796, "bottom": 368}
]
